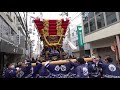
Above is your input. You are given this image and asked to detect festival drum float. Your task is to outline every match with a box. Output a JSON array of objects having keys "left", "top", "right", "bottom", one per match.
[{"left": 34, "top": 18, "right": 69, "bottom": 61}]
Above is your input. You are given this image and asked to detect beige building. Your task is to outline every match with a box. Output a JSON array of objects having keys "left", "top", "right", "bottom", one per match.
[
  {"left": 82, "top": 12, "right": 120, "bottom": 64},
  {"left": 0, "top": 12, "right": 27, "bottom": 77}
]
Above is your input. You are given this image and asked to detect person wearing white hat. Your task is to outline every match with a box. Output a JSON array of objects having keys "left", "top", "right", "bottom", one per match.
[{"left": 88, "top": 56, "right": 101, "bottom": 78}]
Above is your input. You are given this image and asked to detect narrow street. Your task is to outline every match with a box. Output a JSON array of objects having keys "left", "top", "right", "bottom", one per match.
[{"left": 0, "top": 12, "right": 120, "bottom": 78}]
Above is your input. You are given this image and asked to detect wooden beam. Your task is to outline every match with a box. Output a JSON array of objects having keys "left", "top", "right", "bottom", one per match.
[
  {"left": 42, "top": 58, "right": 92, "bottom": 65},
  {"left": 31, "top": 58, "right": 93, "bottom": 66},
  {"left": 116, "top": 35, "right": 120, "bottom": 60}
]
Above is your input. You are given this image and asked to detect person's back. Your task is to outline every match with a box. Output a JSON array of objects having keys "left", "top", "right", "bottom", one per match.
[
  {"left": 75, "top": 57, "right": 89, "bottom": 78},
  {"left": 44, "top": 61, "right": 61, "bottom": 75},
  {"left": 4, "top": 63, "right": 17, "bottom": 78},
  {"left": 32, "top": 63, "right": 42, "bottom": 77},
  {"left": 51, "top": 49, "right": 54, "bottom": 54},
  {"left": 96, "top": 55, "right": 104, "bottom": 77},
  {"left": 60, "top": 63, "right": 73, "bottom": 74},
  {"left": 75, "top": 64, "right": 89, "bottom": 78},
  {"left": 88, "top": 61, "right": 101, "bottom": 78},
  {"left": 5, "top": 68, "right": 17, "bottom": 78},
  {"left": 104, "top": 63, "right": 120, "bottom": 78},
  {"left": 39, "top": 65, "right": 50, "bottom": 77},
  {"left": 68, "top": 60, "right": 80, "bottom": 74},
  {"left": 19, "top": 62, "right": 32, "bottom": 78},
  {"left": 55, "top": 50, "right": 59, "bottom": 54},
  {"left": 98, "top": 57, "right": 120, "bottom": 78}
]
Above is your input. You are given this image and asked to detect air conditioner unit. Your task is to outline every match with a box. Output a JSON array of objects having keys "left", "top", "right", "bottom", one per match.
[
  {"left": 6, "top": 14, "right": 13, "bottom": 22},
  {"left": 83, "top": 17, "right": 85, "bottom": 21},
  {"left": 18, "top": 26, "right": 22, "bottom": 30},
  {"left": 29, "top": 28, "right": 32, "bottom": 33},
  {"left": 17, "top": 35, "right": 20, "bottom": 45},
  {"left": 33, "top": 32, "right": 35, "bottom": 35},
  {"left": 27, "top": 31, "right": 31, "bottom": 35}
]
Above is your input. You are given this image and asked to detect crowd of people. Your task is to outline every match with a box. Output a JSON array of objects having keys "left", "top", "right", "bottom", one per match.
[
  {"left": 41, "top": 47, "right": 66, "bottom": 60},
  {"left": 2, "top": 55, "right": 120, "bottom": 78}
]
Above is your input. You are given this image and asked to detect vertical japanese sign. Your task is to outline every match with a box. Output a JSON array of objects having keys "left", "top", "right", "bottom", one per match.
[{"left": 77, "top": 26, "right": 84, "bottom": 46}]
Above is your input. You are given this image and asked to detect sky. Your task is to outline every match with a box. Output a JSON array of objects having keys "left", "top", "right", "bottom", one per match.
[{"left": 34, "top": 12, "right": 82, "bottom": 30}]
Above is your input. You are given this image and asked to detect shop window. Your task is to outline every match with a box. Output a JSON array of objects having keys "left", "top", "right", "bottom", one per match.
[
  {"left": 88, "top": 12, "right": 94, "bottom": 19},
  {"left": 84, "top": 23, "right": 89, "bottom": 35},
  {"left": 90, "top": 19, "right": 96, "bottom": 32},
  {"left": 96, "top": 13, "right": 105, "bottom": 29},
  {"left": 95, "top": 12, "right": 100, "bottom": 15},
  {"left": 105, "top": 12, "right": 117, "bottom": 25}
]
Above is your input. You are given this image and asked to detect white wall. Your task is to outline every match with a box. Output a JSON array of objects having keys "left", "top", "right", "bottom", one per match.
[
  {"left": 62, "top": 32, "right": 69, "bottom": 53},
  {"left": 91, "top": 36, "right": 115, "bottom": 49},
  {"left": 70, "top": 26, "right": 79, "bottom": 52},
  {"left": 84, "top": 43, "right": 90, "bottom": 50},
  {"left": 68, "top": 13, "right": 82, "bottom": 53},
  {"left": 85, "top": 22, "right": 120, "bottom": 43}
]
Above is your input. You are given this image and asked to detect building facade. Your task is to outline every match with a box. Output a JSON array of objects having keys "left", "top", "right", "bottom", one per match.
[
  {"left": 27, "top": 12, "right": 42, "bottom": 59},
  {"left": 63, "top": 12, "right": 84, "bottom": 58},
  {"left": 82, "top": 12, "right": 120, "bottom": 64},
  {"left": 69, "top": 26, "right": 79, "bottom": 57},
  {"left": 0, "top": 12, "right": 27, "bottom": 76},
  {"left": 62, "top": 28, "right": 71, "bottom": 56}
]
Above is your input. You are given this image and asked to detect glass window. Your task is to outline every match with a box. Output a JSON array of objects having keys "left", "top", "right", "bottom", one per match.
[
  {"left": 96, "top": 13, "right": 105, "bottom": 29},
  {"left": 83, "top": 16, "right": 88, "bottom": 23},
  {"left": 0, "top": 16, "right": 2, "bottom": 26},
  {"left": 19, "top": 31, "right": 25, "bottom": 48},
  {"left": 14, "top": 17, "right": 15, "bottom": 21},
  {"left": 20, "top": 32, "right": 23, "bottom": 36},
  {"left": 10, "top": 12, "right": 11, "bottom": 16},
  {"left": 76, "top": 30, "right": 78, "bottom": 35},
  {"left": 11, "top": 29, "right": 17, "bottom": 44},
  {"left": 76, "top": 40, "right": 78, "bottom": 46},
  {"left": 67, "top": 34, "right": 69, "bottom": 38},
  {"left": 7, "top": 12, "right": 11, "bottom": 16},
  {"left": 0, "top": 17, "right": 3, "bottom": 35},
  {"left": 95, "top": 12, "right": 100, "bottom": 15},
  {"left": 29, "top": 28, "right": 32, "bottom": 33},
  {"left": 72, "top": 32, "right": 74, "bottom": 36},
  {"left": 88, "top": 12, "right": 94, "bottom": 19},
  {"left": 2, "top": 20, "right": 10, "bottom": 40},
  {"left": 11, "top": 29, "right": 15, "bottom": 41},
  {"left": 83, "top": 12, "right": 89, "bottom": 23},
  {"left": 119, "top": 12, "right": 120, "bottom": 20},
  {"left": 105, "top": 12, "right": 117, "bottom": 25},
  {"left": 89, "top": 19, "right": 96, "bottom": 32},
  {"left": 84, "top": 23, "right": 89, "bottom": 35},
  {"left": 32, "top": 20, "right": 34, "bottom": 23},
  {"left": 33, "top": 32, "right": 35, "bottom": 35},
  {"left": 8, "top": 26, "right": 11, "bottom": 36}
]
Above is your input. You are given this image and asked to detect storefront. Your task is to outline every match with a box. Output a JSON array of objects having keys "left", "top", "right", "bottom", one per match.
[{"left": 90, "top": 36, "right": 117, "bottom": 63}]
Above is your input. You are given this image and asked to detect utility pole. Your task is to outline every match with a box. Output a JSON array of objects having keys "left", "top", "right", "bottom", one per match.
[
  {"left": 25, "top": 12, "right": 28, "bottom": 57},
  {"left": 68, "top": 27, "right": 71, "bottom": 56},
  {"left": 116, "top": 35, "right": 120, "bottom": 66}
]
